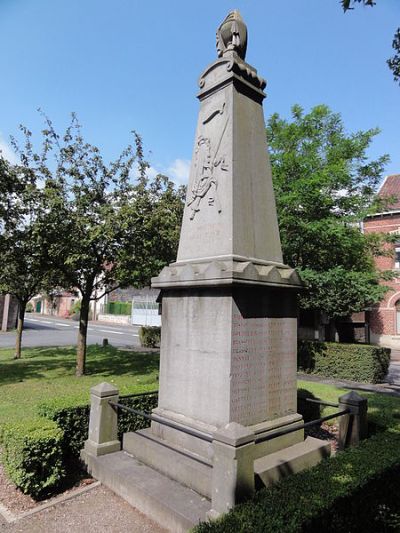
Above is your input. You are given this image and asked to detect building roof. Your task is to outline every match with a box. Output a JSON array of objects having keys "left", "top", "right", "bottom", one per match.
[{"left": 378, "top": 174, "right": 400, "bottom": 209}]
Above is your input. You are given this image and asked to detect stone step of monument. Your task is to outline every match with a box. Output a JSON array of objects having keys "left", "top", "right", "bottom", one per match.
[
  {"left": 83, "top": 449, "right": 211, "bottom": 532},
  {"left": 254, "top": 436, "right": 331, "bottom": 488},
  {"left": 123, "top": 429, "right": 212, "bottom": 498}
]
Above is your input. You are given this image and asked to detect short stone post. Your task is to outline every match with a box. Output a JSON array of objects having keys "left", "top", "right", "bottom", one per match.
[
  {"left": 338, "top": 391, "right": 368, "bottom": 450},
  {"left": 208, "top": 423, "right": 255, "bottom": 519},
  {"left": 83, "top": 382, "right": 121, "bottom": 457}
]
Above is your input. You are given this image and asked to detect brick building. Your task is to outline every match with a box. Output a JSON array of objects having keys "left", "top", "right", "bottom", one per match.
[{"left": 364, "top": 174, "right": 400, "bottom": 348}]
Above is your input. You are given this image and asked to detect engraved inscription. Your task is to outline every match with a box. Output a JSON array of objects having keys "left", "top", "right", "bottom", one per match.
[{"left": 230, "top": 314, "right": 297, "bottom": 425}]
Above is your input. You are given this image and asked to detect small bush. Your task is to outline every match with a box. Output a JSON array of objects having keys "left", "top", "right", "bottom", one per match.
[
  {"left": 26, "top": 302, "right": 34, "bottom": 313},
  {"left": 104, "top": 301, "right": 132, "bottom": 316},
  {"left": 38, "top": 392, "right": 159, "bottom": 460},
  {"left": 298, "top": 341, "right": 390, "bottom": 383},
  {"left": 139, "top": 326, "right": 161, "bottom": 348},
  {"left": 0, "top": 419, "right": 65, "bottom": 499}
]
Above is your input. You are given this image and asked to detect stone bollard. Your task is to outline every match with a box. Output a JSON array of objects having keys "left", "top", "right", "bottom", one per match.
[
  {"left": 207, "top": 423, "right": 255, "bottom": 520},
  {"left": 83, "top": 382, "right": 121, "bottom": 457},
  {"left": 338, "top": 391, "right": 368, "bottom": 450}
]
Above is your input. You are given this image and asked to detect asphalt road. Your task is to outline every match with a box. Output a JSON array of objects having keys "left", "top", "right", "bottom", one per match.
[{"left": 0, "top": 314, "right": 141, "bottom": 349}]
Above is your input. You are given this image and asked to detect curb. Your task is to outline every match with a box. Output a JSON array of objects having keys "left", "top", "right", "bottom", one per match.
[{"left": 0, "top": 481, "right": 101, "bottom": 524}]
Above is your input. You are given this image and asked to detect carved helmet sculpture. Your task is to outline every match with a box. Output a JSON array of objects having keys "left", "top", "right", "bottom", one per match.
[{"left": 216, "top": 10, "right": 248, "bottom": 60}]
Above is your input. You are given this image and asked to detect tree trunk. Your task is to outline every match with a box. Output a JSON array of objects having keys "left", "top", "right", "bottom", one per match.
[
  {"left": 76, "top": 294, "right": 91, "bottom": 376},
  {"left": 14, "top": 301, "right": 26, "bottom": 359}
]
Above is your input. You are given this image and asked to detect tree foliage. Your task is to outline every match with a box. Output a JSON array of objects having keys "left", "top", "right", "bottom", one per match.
[
  {"left": 10, "top": 114, "right": 184, "bottom": 374},
  {"left": 341, "top": 0, "right": 400, "bottom": 84},
  {"left": 0, "top": 154, "right": 49, "bottom": 358},
  {"left": 267, "top": 104, "right": 390, "bottom": 320}
]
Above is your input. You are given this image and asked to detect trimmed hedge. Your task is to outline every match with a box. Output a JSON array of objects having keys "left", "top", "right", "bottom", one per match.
[
  {"left": 38, "top": 392, "right": 159, "bottom": 460},
  {"left": 139, "top": 326, "right": 161, "bottom": 348},
  {"left": 0, "top": 419, "right": 65, "bottom": 498},
  {"left": 298, "top": 341, "right": 390, "bottom": 383},
  {"left": 0, "top": 392, "right": 158, "bottom": 499},
  {"left": 194, "top": 431, "right": 400, "bottom": 533}
]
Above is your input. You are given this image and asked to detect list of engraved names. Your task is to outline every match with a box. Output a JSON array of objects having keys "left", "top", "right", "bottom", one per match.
[{"left": 230, "top": 312, "right": 297, "bottom": 425}]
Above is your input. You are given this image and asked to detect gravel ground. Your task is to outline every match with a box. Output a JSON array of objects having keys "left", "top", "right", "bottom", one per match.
[
  {"left": 0, "top": 459, "right": 96, "bottom": 516},
  {"left": 0, "top": 485, "right": 167, "bottom": 533}
]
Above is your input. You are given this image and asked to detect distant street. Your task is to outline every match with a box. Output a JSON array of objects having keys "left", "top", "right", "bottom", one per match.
[{"left": 0, "top": 314, "right": 141, "bottom": 349}]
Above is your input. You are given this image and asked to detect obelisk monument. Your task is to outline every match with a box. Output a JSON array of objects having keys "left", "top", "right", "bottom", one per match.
[
  {"left": 124, "top": 11, "right": 328, "bottom": 502},
  {"left": 152, "top": 10, "right": 302, "bottom": 434}
]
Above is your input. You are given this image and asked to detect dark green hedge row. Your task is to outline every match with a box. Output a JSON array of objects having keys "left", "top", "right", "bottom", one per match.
[
  {"left": 38, "top": 392, "right": 159, "bottom": 459},
  {"left": 194, "top": 431, "right": 400, "bottom": 533},
  {"left": 0, "top": 392, "right": 158, "bottom": 499},
  {"left": 298, "top": 341, "right": 390, "bottom": 383},
  {"left": 0, "top": 420, "right": 65, "bottom": 499}
]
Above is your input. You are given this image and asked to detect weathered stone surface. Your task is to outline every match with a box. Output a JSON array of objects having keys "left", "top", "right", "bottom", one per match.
[
  {"left": 151, "top": 14, "right": 299, "bottom": 289},
  {"left": 254, "top": 437, "right": 331, "bottom": 487},
  {"left": 83, "top": 382, "right": 120, "bottom": 457},
  {"left": 338, "top": 391, "right": 368, "bottom": 449},
  {"left": 84, "top": 450, "right": 210, "bottom": 532},
  {"left": 155, "top": 287, "right": 298, "bottom": 431},
  {"left": 210, "top": 423, "right": 255, "bottom": 516},
  {"left": 152, "top": 259, "right": 301, "bottom": 289}
]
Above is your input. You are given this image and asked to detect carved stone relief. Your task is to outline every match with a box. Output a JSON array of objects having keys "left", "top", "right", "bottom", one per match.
[{"left": 187, "top": 105, "right": 229, "bottom": 220}]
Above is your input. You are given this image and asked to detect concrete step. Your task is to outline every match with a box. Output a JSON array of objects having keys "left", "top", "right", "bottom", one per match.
[
  {"left": 254, "top": 436, "right": 331, "bottom": 488},
  {"left": 83, "top": 450, "right": 211, "bottom": 532},
  {"left": 123, "top": 429, "right": 212, "bottom": 498}
]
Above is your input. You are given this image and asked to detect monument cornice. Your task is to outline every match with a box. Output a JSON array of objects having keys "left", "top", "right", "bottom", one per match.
[
  {"left": 151, "top": 259, "right": 303, "bottom": 290},
  {"left": 197, "top": 53, "right": 266, "bottom": 103}
]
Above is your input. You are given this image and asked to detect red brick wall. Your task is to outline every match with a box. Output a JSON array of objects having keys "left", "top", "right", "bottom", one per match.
[{"left": 364, "top": 213, "right": 400, "bottom": 336}]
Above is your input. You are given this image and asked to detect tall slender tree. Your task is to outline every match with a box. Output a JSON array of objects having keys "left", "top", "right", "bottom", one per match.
[{"left": 0, "top": 153, "right": 49, "bottom": 358}]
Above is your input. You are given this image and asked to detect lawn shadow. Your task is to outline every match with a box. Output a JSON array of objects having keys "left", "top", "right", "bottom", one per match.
[{"left": 0, "top": 345, "right": 160, "bottom": 386}]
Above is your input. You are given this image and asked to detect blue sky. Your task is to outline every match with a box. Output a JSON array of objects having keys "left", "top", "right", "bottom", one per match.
[{"left": 0, "top": 0, "right": 399, "bottom": 186}]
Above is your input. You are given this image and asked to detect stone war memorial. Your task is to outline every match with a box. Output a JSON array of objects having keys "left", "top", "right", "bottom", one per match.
[{"left": 82, "top": 11, "right": 332, "bottom": 531}]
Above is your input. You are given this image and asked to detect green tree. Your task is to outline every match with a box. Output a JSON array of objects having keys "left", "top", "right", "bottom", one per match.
[
  {"left": 14, "top": 114, "right": 184, "bottom": 375},
  {"left": 341, "top": 0, "right": 400, "bottom": 84},
  {"left": 267, "top": 104, "right": 391, "bottom": 334},
  {"left": 0, "top": 154, "right": 49, "bottom": 358}
]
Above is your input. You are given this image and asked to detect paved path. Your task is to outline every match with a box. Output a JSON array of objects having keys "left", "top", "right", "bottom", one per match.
[
  {"left": 0, "top": 485, "right": 166, "bottom": 533},
  {"left": 0, "top": 314, "right": 141, "bottom": 349}
]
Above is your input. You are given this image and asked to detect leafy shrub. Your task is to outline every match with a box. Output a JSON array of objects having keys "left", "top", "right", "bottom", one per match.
[
  {"left": 0, "top": 419, "right": 65, "bottom": 499},
  {"left": 38, "top": 392, "right": 158, "bottom": 460},
  {"left": 0, "top": 391, "right": 158, "bottom": 499},
  {"left": 298, "top": 341, "right": 390, "bottom": 383},
  {"left": 194, "top": 431, "right": 400, "bottom": 533},
  {"left": 26, "top": 302, "right": 34, "bottom": 313},
  {"left": 139, "top": 326, "right": 161, "bottom": 348}
]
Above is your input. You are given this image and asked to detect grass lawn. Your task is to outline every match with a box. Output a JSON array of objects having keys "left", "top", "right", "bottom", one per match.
[
  {"left": 298, "top": 379, "right": 400, "bottom": 433},
  {"left": 1, "top": 343, "right": 399, "bottom": 434},
  {"left": 0, "top": 345, "right": 160, "bottom": 425}
]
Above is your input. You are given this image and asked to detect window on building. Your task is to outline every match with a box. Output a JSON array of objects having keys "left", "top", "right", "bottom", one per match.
[{"left": 395, "top": 246, "right": 400, "bottom": 269}]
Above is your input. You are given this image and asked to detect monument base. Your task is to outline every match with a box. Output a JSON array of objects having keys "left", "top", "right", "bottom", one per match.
[{"left": 123, "top": 412, "right": 308, "bottom": 498}]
